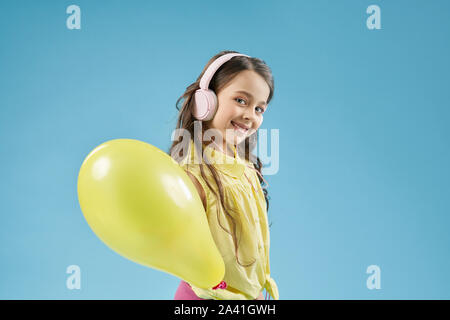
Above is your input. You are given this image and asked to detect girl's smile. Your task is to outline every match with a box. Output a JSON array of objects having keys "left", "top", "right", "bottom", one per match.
[{"left": 231, "top": 120, "right": 250, "bottom": 134}]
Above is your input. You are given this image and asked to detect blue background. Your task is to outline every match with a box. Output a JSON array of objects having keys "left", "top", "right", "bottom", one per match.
[{"left": 1, "top": 0, "right": 449, "bottom": 299}]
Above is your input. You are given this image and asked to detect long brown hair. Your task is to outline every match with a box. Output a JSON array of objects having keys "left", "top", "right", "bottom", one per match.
[{"left": 168, "top": 50, "right": 274, "bottom": 268}]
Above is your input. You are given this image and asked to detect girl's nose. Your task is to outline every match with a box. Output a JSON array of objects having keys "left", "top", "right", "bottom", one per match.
[{"left": 243, "top": 107, "right": 258, "bottom": 122}]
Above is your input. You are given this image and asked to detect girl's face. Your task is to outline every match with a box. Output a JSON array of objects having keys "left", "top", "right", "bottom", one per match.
[{"left": 205, "top": 70, "right": 270, "bottom": 154}]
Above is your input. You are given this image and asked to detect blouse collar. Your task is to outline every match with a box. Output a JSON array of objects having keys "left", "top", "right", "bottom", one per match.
[{"left": 184, "top": 139, "right": 247, "bottom": 179}]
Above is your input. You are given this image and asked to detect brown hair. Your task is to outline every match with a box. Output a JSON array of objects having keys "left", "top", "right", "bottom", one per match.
[{"left": 167, "top": 50, "right": 274, "bottom": 268}]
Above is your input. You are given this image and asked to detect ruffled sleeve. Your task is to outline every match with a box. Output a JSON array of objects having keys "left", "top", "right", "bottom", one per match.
[
  {"left": 181, "top": 160, "right": 214, "bottom": 210},
  {"left": 264, "top": 276, "right": 280, "bottom": 300}
]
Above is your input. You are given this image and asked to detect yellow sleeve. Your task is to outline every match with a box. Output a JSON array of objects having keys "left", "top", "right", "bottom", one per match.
[
  {"left": 182, "top": 164, "right": 213, "bottom": 214},
  {"left": 264, "top": 276, "right": 280, "bottom": 300}
]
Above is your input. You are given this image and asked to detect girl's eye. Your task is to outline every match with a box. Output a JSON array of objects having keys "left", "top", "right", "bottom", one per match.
[
  {"left": 235, "top": 98, "right": 246, "bottom": 105},
  {"left": 235, "top": 98, "right": 265, "bottom": 113}
]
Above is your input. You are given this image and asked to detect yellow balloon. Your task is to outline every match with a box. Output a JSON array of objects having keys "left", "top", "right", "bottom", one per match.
[{"left": 77, "top": 139, "right": 225, "bottom": 289}]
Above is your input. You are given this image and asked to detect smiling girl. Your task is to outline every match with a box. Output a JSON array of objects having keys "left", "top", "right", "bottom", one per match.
[{"left": 169, "top": 51, "right": 279, "bottom": 300}]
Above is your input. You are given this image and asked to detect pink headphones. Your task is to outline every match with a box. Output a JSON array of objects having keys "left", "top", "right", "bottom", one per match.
[{"left": 193, "top": 53, "right": 250, "bottom": 121}]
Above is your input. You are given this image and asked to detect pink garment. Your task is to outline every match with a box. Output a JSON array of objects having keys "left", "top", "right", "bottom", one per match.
[
  {"left": 174, "top": 280, "right": 211, "bottom": 300},
  {"left": 173, "top": 280, "right": 262, "bottom": 300}
]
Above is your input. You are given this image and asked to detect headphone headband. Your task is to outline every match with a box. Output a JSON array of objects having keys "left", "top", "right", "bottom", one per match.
[{"left": 199, "top": 53, "right": 250, "bottom": 90}]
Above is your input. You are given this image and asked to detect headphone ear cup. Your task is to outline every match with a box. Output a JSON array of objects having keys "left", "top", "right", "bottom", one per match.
[{"left": 193, "top": 89, "right": 218, "bottom": 121}]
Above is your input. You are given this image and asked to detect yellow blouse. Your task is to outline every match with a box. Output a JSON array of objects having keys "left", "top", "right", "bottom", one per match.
[{"left": 178, "top": 139, "right": 279, "bottom": 300}]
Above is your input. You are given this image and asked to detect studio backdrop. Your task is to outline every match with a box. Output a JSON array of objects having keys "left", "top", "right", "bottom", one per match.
[{"left": 1, "top": 0, "right": 449, "bottom": 299}]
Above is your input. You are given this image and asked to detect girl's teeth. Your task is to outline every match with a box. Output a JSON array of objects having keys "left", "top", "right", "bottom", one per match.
[{"left": 232, "top": 122, "right": 248, "bottom": 134}]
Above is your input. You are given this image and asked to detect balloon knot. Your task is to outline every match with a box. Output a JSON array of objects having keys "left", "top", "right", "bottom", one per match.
[{"left": 212, "top": 281, "right": 227, "bottom": 290}]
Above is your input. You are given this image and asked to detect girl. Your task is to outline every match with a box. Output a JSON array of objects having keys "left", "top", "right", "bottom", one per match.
[{"left": 169, "top": 50, "right": 279, "bottom": 300}]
